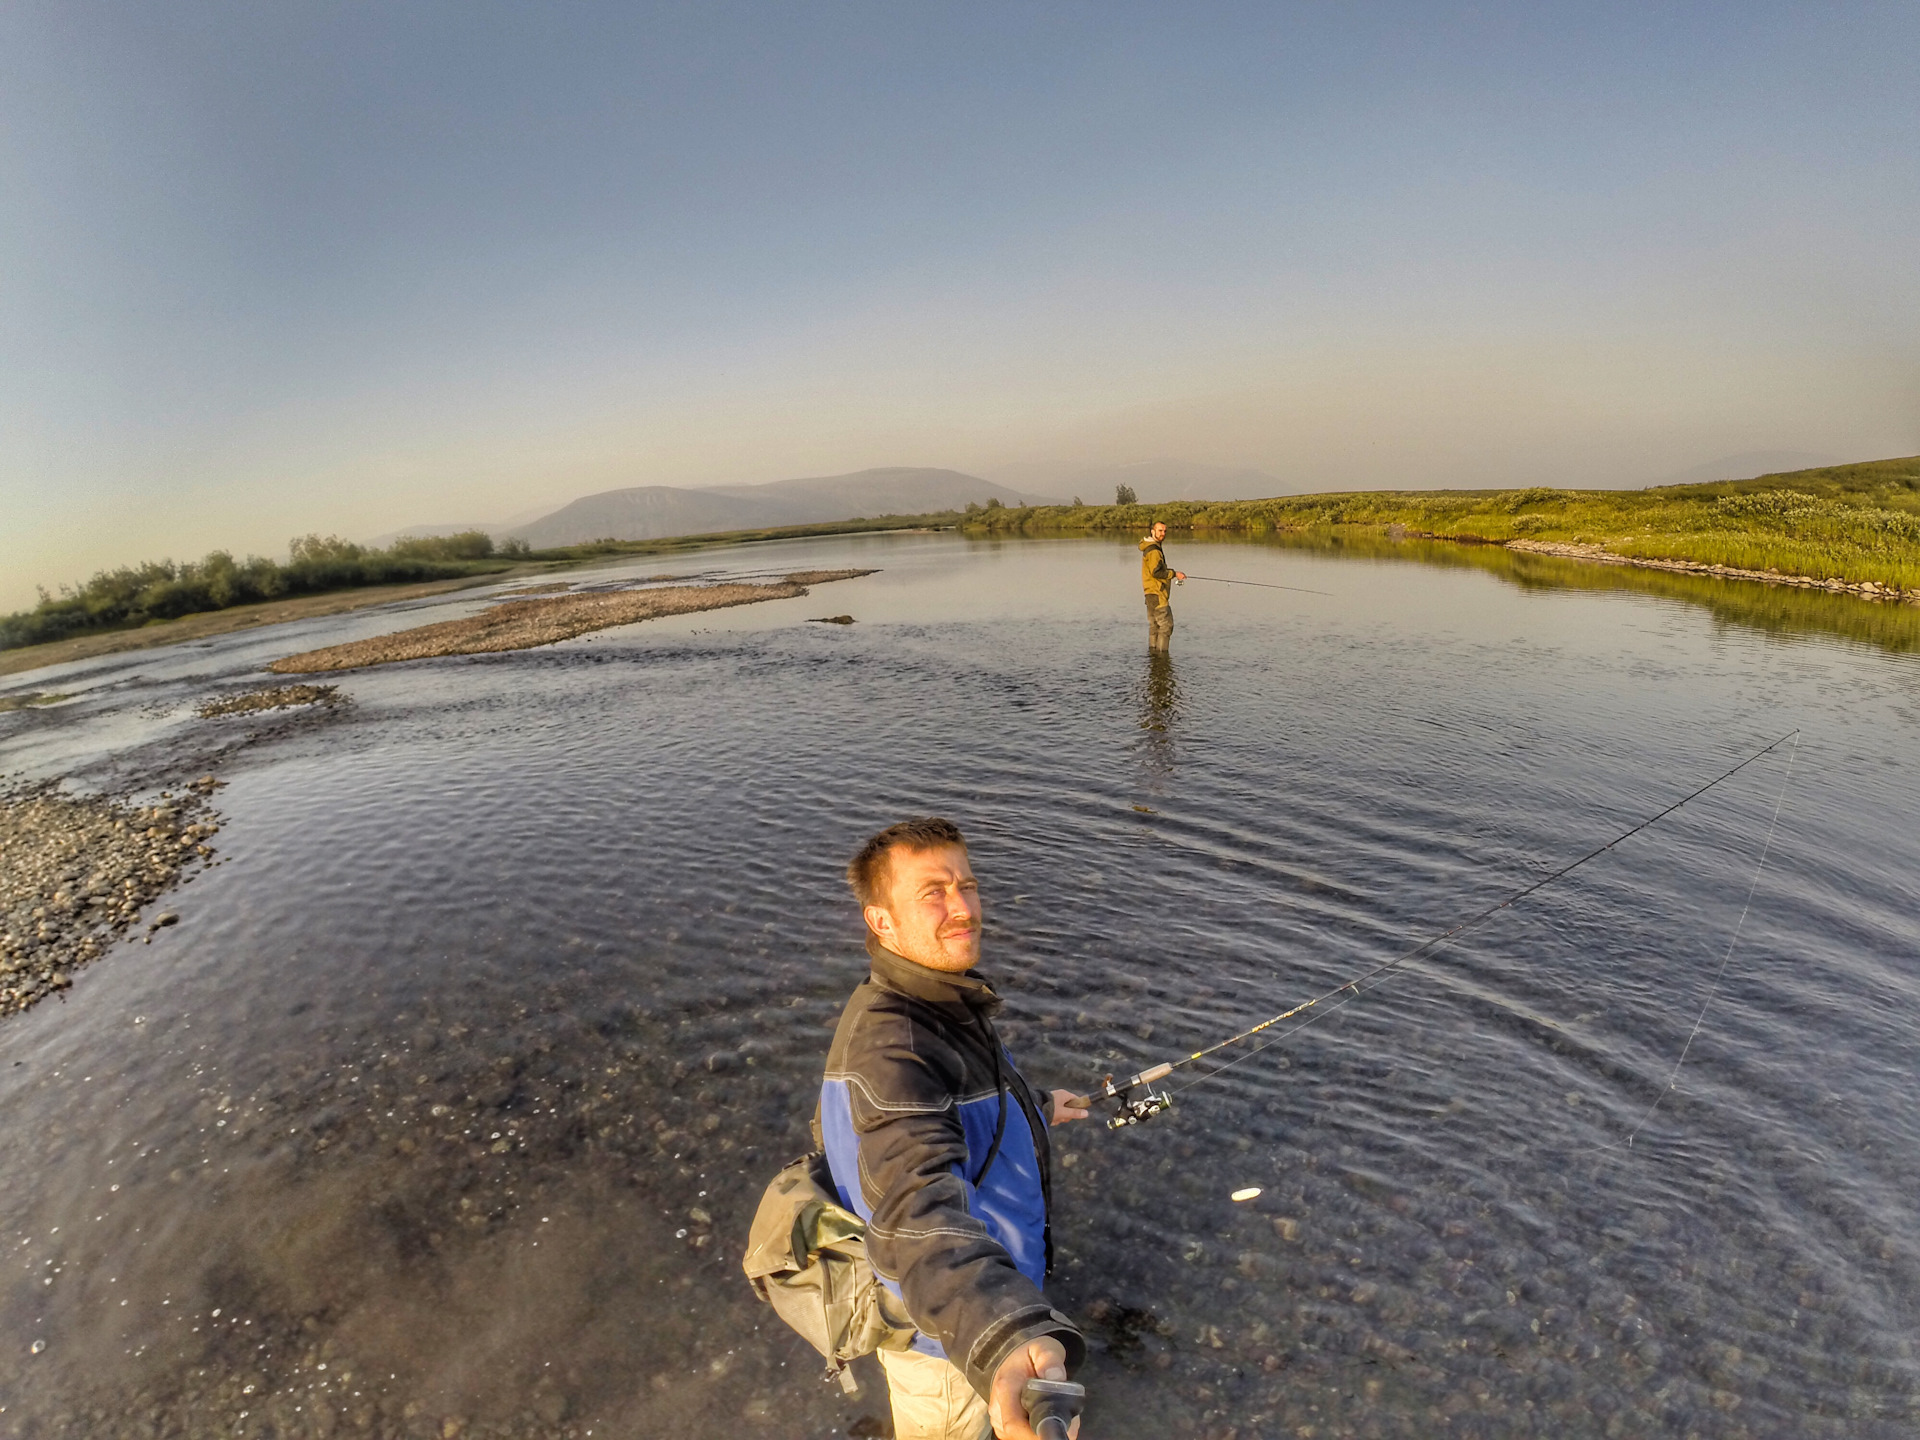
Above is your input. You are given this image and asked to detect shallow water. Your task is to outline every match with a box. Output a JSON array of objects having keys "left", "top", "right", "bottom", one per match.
[{"left": 2, "top": 532, "right": 1918, "bottom": 1440}]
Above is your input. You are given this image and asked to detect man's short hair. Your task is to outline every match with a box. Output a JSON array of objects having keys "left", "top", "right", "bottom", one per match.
[{"left": 847, "top": 817, "right": 968, "bottom": 907}]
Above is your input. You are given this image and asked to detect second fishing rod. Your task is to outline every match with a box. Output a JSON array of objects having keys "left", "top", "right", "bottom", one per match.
[{"left": 1087, "top": 730, "right": 1801, "bottom": 1129}]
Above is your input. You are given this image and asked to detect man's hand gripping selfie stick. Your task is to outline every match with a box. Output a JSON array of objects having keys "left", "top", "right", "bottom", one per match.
[
  {"left": 1023, "top": 1379, "right": 1086, "bottom": 1440},
  {"left": 1091, "top": 1063, "right": 1174, "bottom": 1130}
]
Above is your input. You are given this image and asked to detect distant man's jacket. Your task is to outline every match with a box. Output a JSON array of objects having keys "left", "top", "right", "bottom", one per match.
[
  {"left": 816, "top": 936, "right": 1085, "bottom": 1398},
  {"left": 1140, "top": 535, "right": 1174, "bottom": 603}
]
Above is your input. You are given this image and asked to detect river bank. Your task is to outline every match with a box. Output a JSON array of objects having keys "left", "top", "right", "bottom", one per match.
[
  {"left": 959, "top": 455, "right": 1920, "bottom": 597},
  {"left": 0, "top": 574, "right": 517, "bottom": 680},
  {"left": 1, "top": 518, "right": 953, "bottom": 679},
  {"left": 1500, "top": 538, "right": 1917, "bottom": 603}
]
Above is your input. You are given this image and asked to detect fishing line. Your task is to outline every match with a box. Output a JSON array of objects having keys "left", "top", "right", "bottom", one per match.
[
  {"left": 1180, "top": 574, "right": 1333, "bottom": 598},
  {"left": 1622, "top": 730, "right": 1798, "bottom": 1145},
  {"left": 1092, "top": 730, "right": 1801, "bottom": 1124}
]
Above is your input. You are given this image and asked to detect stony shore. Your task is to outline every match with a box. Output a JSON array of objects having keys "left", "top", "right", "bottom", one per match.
[
  {"left": 1503, "top": 538, "right": 1918, "bottom": 603},
  {"left": 0, "top": 778, "right": 222, "bottom": 1019},
  {"left": 268, "top": 570, "right": 875, "bottom": 673}
]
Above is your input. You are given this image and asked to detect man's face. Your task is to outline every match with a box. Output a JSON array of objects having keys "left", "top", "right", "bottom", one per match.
[
  {"left": 1151, "top": 523, "right": 1167, "bottom": 541},
  {"left": 865, "top": 844, "right": 982, "bottom": 972}
]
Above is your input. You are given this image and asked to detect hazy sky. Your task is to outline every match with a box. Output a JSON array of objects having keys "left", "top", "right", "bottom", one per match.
[{"left": 4, "top": 3, "right": 1917, "bottom": 607}]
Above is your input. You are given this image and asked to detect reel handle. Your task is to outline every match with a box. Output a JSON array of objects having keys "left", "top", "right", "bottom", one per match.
[
  {"left": 1097, "top": 1062, "right": 1171, "bottom": 1101},
  {"left": 1022, "top": 1377, "right": 1085, "bottom": 1440}
]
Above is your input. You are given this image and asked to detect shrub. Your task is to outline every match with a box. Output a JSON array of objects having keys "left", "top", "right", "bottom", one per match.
[
  {"left": 2, "top": 531, "right": 508, "bottom": 651},
  {"left": 389, "top": 530, "right": 495, "bottom": 561}
]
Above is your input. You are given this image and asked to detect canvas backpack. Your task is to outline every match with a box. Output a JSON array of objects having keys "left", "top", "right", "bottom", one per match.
[
  {"left": 747, "top": 1034, "right": 1010, "bottom": 1390},
  {"left": 740, "top": 1151, "right": 918, "bottom": 1392}
]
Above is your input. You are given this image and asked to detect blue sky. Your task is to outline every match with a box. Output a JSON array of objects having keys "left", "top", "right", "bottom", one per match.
[{"left": 3, "top": 3, "right": 1916, "bottom": 605}]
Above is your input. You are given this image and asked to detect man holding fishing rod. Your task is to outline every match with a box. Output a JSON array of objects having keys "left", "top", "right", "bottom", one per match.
[
  {"left": 819, "top": 818, "right": 1090, "bottom": 1440},
  {"left": 1140, "top": 520, "right": 1187, "bottom": 651}
]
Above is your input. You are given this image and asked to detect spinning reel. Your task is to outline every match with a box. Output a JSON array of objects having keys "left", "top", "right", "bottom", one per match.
[{"left": 1093, "top": 1062, "right": 1175, "bottom": 1130}]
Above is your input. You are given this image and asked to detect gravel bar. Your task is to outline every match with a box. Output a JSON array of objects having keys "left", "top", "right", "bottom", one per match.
[
  {"left": 267, "top": 570, "right": 877, "bottom": 674},
  {"left": 0, "top": 777, "right": 223, "bottom": 1020}
]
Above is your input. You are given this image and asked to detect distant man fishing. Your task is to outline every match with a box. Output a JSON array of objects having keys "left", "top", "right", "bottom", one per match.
[{"left": 1140, "top": 520, "right": 1186, "bottom": 651}]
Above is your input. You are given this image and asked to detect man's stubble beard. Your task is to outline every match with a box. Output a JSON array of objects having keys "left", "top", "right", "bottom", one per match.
[{"left": 913, "top": 920, "right": 979, "bottom": 972}]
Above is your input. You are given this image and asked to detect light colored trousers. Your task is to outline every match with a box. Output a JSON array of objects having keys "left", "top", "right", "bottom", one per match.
[{"left": 878, "top": 1346, "right": 992, "bottom": 1440}]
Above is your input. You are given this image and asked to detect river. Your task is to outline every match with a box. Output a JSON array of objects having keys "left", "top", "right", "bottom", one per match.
[{"left": 2, "top": 531, "right": 1917, "bottom": 1439}]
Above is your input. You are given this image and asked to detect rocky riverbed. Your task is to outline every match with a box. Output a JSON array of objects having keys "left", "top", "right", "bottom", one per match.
[{"left": 0, "top": 778, "right": 222, "bottom": 1019}]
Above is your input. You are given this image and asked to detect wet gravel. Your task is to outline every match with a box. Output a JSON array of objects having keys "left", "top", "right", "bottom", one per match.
[
  {"left": 195, "top": 686, "right": 342, "bottom": 720},
  {"left": 0, "top": 778, "right": 222, "bottom": 1020},
  {"left": 266, "top": 572, "right": 874, "bottom": 674}
]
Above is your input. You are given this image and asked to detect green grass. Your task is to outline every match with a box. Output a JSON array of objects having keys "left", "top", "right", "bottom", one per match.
[{"left": 960, "top": 456, "right": 1920, "bottom": 592}]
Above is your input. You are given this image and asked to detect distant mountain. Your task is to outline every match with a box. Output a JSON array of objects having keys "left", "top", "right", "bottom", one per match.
[
  {"left": 990, "top": 458, "right": 1308, "bottom": 504},
  {"left": 709, "top": 466, "right": 1057, "bottom": 516},
  {"left": 1655, "top": 450, "right": 1843, "bottom": 487},
  {"left": 492, "top": 467, "right": 1053, "bottom": 549},
  {"left": 510, "top": 487, "right": 773, "bottom": 550},
  {"left": 367, "top": 502, "right": 563, "bottom": 549}
]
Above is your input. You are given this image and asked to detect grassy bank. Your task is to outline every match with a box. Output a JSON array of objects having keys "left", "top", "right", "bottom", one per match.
[
  {"left": 2, "top": 514, "right": 958, "bottom": 655},
  {"left": 1241, "top": 526, "right": 1920, "bottom": 654},
  {"left": 1, "top": 531, "right": 523, "bottom": 652},
  {"left": 959, "top": 456, "right": 1920, "bottom": 593}
]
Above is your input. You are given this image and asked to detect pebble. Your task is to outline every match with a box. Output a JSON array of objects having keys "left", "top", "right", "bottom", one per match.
[{"left": 0, "top": 782, "right": 222, "bottom": 1020}]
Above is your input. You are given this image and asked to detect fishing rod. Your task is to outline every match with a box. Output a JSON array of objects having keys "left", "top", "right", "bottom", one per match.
[
  {"left": 1091, "top": 729, "right": 1802, "bottom": 1129},
  {"left": 1178, "top": 575, "right": 1333, "bottom": 598}
]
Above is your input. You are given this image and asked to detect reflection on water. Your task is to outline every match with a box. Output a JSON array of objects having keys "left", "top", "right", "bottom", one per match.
[
  {"left": 2, "top": 531, "right": 1918, "bottom": 1440},
  {"left": 1245, "top": 526, "right": 1920, "bottom": 655},
  {"left": 1136, "top": 651, "right": 1181, "bottom": 784}
]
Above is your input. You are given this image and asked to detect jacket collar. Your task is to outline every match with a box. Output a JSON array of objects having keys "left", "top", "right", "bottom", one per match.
[{"left": 865, "top": 933, "right": 1001, "bottom": 1016}]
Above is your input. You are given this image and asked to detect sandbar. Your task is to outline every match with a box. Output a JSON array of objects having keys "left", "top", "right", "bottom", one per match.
[{"left": 268, "top": 570, "right": 875, "bottom": 673}]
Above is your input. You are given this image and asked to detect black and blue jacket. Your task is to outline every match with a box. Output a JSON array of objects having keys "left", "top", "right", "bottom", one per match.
[{"left": 816, "top": 936, "right": 1085, "bottom": 1398}]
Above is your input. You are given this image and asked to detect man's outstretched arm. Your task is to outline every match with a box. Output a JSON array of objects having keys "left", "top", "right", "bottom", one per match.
[{"left": 857, "top": 1091, "right": 1086, "bottom": 1399}]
